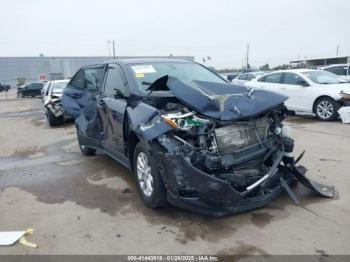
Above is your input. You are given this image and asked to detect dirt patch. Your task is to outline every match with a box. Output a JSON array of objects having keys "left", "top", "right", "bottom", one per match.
[
  {"left": 250, "top": 212, "right": 274, "bottom": 228},
  {"left": 217, "top": 241, "right": 269, "bottom": 262},
  {"left": 3, "top": 155, "right": 135, "bottom": 216}
]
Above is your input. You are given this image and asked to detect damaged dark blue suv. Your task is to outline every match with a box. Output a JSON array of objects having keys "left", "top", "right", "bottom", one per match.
[{"left": 62, "top": 58, "right": 334, "bottom": 216}]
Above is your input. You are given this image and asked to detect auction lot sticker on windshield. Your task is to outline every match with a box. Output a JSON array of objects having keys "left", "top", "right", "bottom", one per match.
[{"left": 131, "top": 65, "right": 156, "bottom": 74}]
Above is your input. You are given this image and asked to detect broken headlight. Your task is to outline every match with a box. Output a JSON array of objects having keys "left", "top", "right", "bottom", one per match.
[{"left": 161, "top": 111, "right": 211, "bottom": 131}]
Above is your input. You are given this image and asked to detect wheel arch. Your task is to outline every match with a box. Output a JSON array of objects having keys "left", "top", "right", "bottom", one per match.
[
  {"left": 312, "top": 95, "right": 337, "bottom": 113},
  {"left": 127, "top": 130, "right": 140, "bottom": 172}
]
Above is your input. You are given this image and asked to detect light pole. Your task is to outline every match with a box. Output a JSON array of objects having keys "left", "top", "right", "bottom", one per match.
[
  {"left": 112, "top": 40, "right": 116, "bottom": 59},
  {"left": 336, "top": 44, "right": 340, "bottom": 56},
  {"left": 107, "top": 40, "right": 111, "bottom": 57}
]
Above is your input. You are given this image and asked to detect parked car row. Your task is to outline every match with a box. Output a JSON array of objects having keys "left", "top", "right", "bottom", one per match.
[
  {"left": 0, "top": 82, "right": 11, "bottom": 92},
  {"left": 14, "top": 80, "right": 70, "bottom": 126},
  {"left": 246, "top": 69, "right": 350, "bottom": 121},
  {"left": 17, "top": 82, "right": 44, "bottom": 98},
  {"left": 231, "top": 71, "right": 266, "bottom": 86},
  {"left": 319, "top": 64, "right": 350, "bottom": 82},
  {"left": 42, "top": 79, "right": 70, "bottom": 126}
]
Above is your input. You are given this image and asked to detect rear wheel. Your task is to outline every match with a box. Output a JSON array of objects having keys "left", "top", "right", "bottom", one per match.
[
  {"left": 46, "top": 109, "right": 63, "bottom": 126},
  {"left": 314, "top": 97, "right": 339, "bottom": 121},
  {"left": 17, "top": 92, "right": 23, "bottom": 98},
  {"left": 133, "top": 141, "right": 166, "bottom": 208},
  {"left": 76, "top": 128, "right": 96, "bottom": 155}
]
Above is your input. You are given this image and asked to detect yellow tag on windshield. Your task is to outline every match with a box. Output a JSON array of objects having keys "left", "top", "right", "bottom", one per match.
[{"left": 135, "top": 73, "right": 145, "bottom": 78}]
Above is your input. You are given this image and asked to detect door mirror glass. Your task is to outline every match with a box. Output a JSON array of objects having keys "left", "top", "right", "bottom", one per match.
[{"left": 297, "top": 80, "right": 309, "bottom": 87}]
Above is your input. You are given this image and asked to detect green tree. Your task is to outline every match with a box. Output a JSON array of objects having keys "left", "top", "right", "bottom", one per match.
[{"left": 259, "top": 63, "right": 270, "bottom": 71}]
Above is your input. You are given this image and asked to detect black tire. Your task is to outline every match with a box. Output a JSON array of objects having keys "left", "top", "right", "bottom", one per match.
[
  {"left": 76, "top": 128, "right": 96, "bottom": 156},
  {"left": 133, "top": 141, "right": 167, "bottom": 208},
  {"left": 46, "top": 109, "right": 63, "bottom": 126},
  {"left": 314, "top": 97, "right": 340, "bottom": 121},
  {"left": 17, "top": 92, "right": 23, "bottom": 98}
]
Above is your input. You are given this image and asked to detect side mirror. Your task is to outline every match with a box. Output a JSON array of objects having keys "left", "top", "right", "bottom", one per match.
[
  {"left": 297, "top": 81, "right": 309, "bottom": 87},
  {"left": 114, "top": 88, "right": 128, "bottom": 100}
]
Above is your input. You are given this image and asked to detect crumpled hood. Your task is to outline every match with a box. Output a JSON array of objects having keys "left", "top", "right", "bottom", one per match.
[{"left": 148, "top": 76, "right": 288, "bottom": 121}]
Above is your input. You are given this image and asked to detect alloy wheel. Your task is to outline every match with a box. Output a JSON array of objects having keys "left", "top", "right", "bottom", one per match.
[
  {"left": 136, "top": 152, "right": 153, "bottom": 197},
  {"left": 316, "top": 100, "right": 334, "bottom": 120}
]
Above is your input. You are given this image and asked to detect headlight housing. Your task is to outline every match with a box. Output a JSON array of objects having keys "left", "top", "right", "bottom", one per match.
[{"left": 340, "top": 91, "right": 350, "bottom": 101}]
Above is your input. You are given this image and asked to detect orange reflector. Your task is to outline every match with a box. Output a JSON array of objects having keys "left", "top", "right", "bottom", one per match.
[{"left": 161, "top": 116, "right": 178, "bottom": 129}]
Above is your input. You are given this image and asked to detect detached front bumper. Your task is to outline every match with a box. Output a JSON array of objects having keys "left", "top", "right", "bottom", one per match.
[{"left": 154, "top": 152, "right": 334, "bottom": 217}]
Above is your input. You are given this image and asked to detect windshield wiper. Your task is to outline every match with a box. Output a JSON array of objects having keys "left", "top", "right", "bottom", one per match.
[{"left": 142, "top": 81, "right": 153, "bottom": 86}]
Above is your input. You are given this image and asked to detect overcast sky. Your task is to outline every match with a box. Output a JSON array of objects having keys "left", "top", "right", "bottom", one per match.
[{"left": 0, "top": 0, "right": 349, "bottom": 69}]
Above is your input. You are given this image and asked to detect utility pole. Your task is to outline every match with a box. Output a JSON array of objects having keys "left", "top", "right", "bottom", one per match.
[
  {"left": 112, "top": 40, "right": 116, "bottom": 59},
  {"left": 336, "top": 44, "right": 340, "bottom": 56},
  {"left": 246, "top": 43, "right": 250, "bottom": 69}
]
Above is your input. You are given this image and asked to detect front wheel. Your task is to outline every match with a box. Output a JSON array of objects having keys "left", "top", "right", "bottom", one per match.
[
  {"left": 17, "top": 92, "right": 23, "bottom": 98},
  {"left": 314, "top": 97, "right": 339, "bottom": 121},
  {"left": 46, "top": 109, "right": 63, "bottom": 126},
  {"left": 133, "top": 141, "right": 166, "bottom": 208}
]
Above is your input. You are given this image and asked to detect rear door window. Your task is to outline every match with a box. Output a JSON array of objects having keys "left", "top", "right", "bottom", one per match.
[
  {"left": 238, "top": 74, "right": 247, "bottom": 80},
  {"left": 246, "top": 74, "right": 255, "bottom": 81},
  {"left": 260, "top": 73, "right": 283, "bottom": 83},
  {"left": 282, "top": 73, "right": 306, "bottom": 85},
  {"left": 34, "top": 83, "right": 42, "bottom": 89}
]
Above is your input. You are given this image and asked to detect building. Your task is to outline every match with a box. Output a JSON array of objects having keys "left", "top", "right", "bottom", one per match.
[
  {"left": 290, "top": 55, "right": 350, "bottom": 68},
  {"left": 0, "top": 55, "right": 195, "bottom": 87}
]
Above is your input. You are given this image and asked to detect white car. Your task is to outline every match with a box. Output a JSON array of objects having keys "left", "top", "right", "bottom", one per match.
[
  {"left": 231, "top": 71, "right": 266, "bottom": 86},
  {"left": 319, "top": 64, "right": 350, "bottom": 82},
  {"left": 43, "top": 79, "right": 69, "bottom": 126},
  {"left": 247, "top": 69, "right": 350, "bottom": 121}
]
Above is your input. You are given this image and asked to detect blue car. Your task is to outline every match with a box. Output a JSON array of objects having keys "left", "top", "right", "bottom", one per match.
[{"left": 62, "top": 58, "right": 333, "bottom": 216}]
